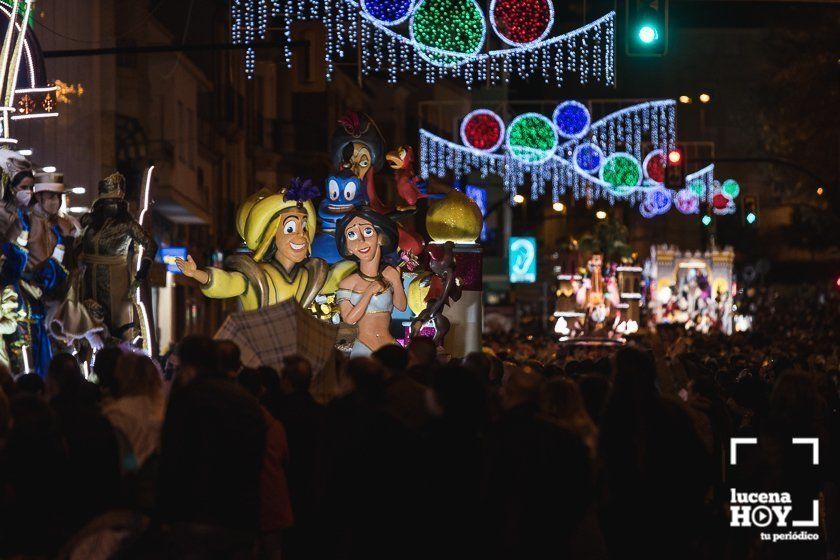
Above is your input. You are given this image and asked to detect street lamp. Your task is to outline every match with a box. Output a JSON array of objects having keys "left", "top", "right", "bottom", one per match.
[
  {"left": 699, "top": 93, "right": 711, "bottom": 103},
  {"left": 513, "top": 194, "right": 525, "bottom": 205},
  {"left": 552, "top": 202, "right": 565, "bottom": 212},
  {"left": 595, "top": 210, "right": 607, "bottom": 220},
  {"left": 678, "top": 95, "right": 691, "bottom": 104},
  {"left": 817, "top": 187, "right": 824, "bottom": 196}
]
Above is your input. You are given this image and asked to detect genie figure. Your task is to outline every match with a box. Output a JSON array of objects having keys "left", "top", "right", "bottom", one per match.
[{"left": 311, "top": 171, "right": 368, "bottom": 264}]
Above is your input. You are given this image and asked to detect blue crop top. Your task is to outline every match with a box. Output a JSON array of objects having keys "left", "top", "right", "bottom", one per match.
[{"left": 336, "top": 287, "right": 393, "bottom": 314}]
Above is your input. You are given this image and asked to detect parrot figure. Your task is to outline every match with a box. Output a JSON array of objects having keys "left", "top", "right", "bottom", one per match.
[{"left": 386, "top": 145, "right": 427, "bottom": 208}]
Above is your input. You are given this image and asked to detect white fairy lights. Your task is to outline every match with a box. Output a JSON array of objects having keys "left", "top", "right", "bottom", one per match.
[
  {"left": 230, "top": 0, "right": 615, "bottom": 85},
  {"left": 419, "top": 99, "right": 679, "bottom": 209}
]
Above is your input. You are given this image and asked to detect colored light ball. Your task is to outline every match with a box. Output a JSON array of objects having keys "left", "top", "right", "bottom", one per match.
[
  {"left": 712, "top": 192, "right": 730, "bottom": 210},
  {"left": 410, "top": 0, "right": 486, "bottom": 66},
  {"left": 426, "top": 189, "right": 484, "bottom": 243},
  {"left": 722, "top": 179, "right": 740, "bottom": 199},
  {"left": 643, "top": 150, "right": 666, "bottom": 184},
  {"left": 600, "top": 153, "right": 642, "bottom": 190},
  {"left": 674, "top": 188, "right": 700, "bottom": 214},
  {"left": 639, "top": 188, "right": 672, "bottom": 218},
  {"left": 688, "top": 179, "right": 706, "bottom": 196},
  {"left": 490, "top": 0, "right": 553, "bottom": 46},
  {"left": 573, "top": 143, "right": 603, "bottom": 173},
  {"left": 362, "top": 0, "right": 415, "bottom": 25},
  {"left": 552, "top": 100, "right": 590, "bottom": 139},
  {"left": 506, "top": 112, "right": 558, "bottom": 164},
  {"left": 460, "top": 109, "right": 505, "bottom": 152}
]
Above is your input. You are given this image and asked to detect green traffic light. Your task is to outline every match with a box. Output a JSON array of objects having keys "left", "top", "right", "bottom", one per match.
[
  {"left": 746, "top": 212, "right": 757, "bottom": 224},
  {"left": 702, "top": 215, "right": 712, "bottom": 226},
  {"left": 638, "top": 25, "right": 658, "bottom": 44}
]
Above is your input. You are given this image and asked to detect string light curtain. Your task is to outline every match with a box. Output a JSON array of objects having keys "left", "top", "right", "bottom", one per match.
[{"left": 230, "top": 0, "right": 615, "bottom": 87}]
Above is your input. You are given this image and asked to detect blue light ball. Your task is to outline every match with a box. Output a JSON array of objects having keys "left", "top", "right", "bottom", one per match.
[
  {"left": 573, "top": 143, "right": 603, "bottom": 173},
  {"left": 362, "top": 0, "right": 415, "bottom": 25},
  {"left": 552, "top": 100, "right": 590, "bottom": 139}
]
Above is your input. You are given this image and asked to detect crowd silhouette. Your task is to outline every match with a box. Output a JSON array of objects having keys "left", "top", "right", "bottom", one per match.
[{"left": 0, "top": 285, "right": 837, "bottom": 559}]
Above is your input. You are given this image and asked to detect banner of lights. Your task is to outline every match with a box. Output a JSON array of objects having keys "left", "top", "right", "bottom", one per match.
[
  {"left": 419, "top": 100, "right": 739, "bottom": 217},
  {"left": 231, "top": 0, "right": 615, "bottom": 87},
  {"left": 0, "top": 0, "right": 59, "bottom": 145}
]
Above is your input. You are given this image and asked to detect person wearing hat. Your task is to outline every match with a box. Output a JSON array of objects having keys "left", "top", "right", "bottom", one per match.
[
  {"left": 176, "top": 178, "right": 328, "bottom": 310},
  {"left": 27, "top": 171, "right": 79, "bottom": 270},
  {"left": 0, "top": 148, "right": 34, "bottom": 246},
  {"left": 76, "top": 172, "right": 157, "bottom": 340}
]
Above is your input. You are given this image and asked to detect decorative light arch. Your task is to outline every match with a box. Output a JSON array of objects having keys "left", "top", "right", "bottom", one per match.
[{"left": 231, "top": 0, "right": 615, "bottom": 87}]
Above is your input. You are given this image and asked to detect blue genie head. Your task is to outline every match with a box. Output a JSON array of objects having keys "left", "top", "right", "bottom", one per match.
[{"left": 317, "top": 170, "right": 368, "bottom": 230}]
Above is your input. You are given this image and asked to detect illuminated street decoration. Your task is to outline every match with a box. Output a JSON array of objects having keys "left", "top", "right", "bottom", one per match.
[
  {"left": 419, "top": 99, "right": 677, "bottom": 204},
  {"left": 460, "top": 108, "right": 505, "bottom": 152},
  {"left": 231, "top": 0, "right": 616, "bottom": 86},
  {"left": 0, "top": 0, "right": 59, "bottom": 144}
]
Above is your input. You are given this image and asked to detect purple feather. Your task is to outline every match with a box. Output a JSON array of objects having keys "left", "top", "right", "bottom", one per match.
[{"left": 285, "top": 177, "right": 320, "bottom": 203}]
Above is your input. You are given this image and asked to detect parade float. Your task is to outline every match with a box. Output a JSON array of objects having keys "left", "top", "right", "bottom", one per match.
[{"left": 644, "top": 244, "right": 736, "bottom": 334}]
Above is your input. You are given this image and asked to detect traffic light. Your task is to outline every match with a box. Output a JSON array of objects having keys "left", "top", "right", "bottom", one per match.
[
  {"left": 702, "top": 214, "right": 712, "bottom": 227},
  {"left": 626, "top": 0, "right": 669, "bottom": 56},
  {"left": 743, "top": 195, "right": 758, "bottom": 225},
  {"left": 665, "top": 148, "right": 684, "bottom": 189}
]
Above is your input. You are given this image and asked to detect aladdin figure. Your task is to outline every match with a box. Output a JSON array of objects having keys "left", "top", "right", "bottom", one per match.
[
  {"left": 177, "top": 179, "right": 328, "bottom": 310},
  {"left": 0, "top": 148, "right": 34, "bottom": 245},
  {"left": 335, "top": 207, "right": 406, "bottom": 357},
  {"left": 78, "top": 172, "right": 157, "bottom": 340}
]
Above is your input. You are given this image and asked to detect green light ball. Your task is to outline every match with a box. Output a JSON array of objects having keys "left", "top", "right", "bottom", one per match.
[
  {"left": 506, "top": 113, "right": 557, "bottom": 164},
  {"left": 600, "top": 153, "right": 642, "bottom": 188},
  {"left": 722, "top": 179, "right": 740, "bottom": 198},
  {"left": 688, "top": 179, "right": 705, "bottom": 196}
]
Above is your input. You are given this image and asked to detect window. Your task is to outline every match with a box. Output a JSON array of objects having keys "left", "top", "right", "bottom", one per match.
[
  {"left": 177, "top": 101, "right": 185, "bottom": 163},
  {"left": 188, "top": 108, "right": 195, "bottom": 168}
]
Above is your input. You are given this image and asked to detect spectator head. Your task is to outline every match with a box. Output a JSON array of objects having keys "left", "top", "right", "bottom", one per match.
[
  {"left": 216, "top": 340, "right": 242, "bottom": 379},
  {"left": 15, "top": 373, "right": 45, "bottom": 397},
  {"left": 540, "top": 376, "right": 590, "bottom": 424},
  {"left": 237, "top": 367, "right": 264, "bottom": 399},
  {"left": 372, "top": 344, "right": 409, "bottom": 377},
  {"left": 462, "top": 351, "right": 492, "bottom": 384},
  {"left": 0, "top": 363, "right": 14, "bottom": 400},
  {"left": 280, "top": 355, "right": 312, "bottom": 394},
  {"left": 611, "top": 345, "right": 658, "bottom": 400},
  {"left": 500, "top": 365, "right": 542, "bottom": 411},
  {"left": 577, "top": 373, "right": 610, "bottom": 423},
  {"left": 429, "top": 364, "right": 487, "bottom": 427},
  {"left": 769, "top": 371, "right": 822, "bottom": 435},
  {"left": 172, "top": 335, "right": 219, "bottom": 387},
  {"left": 114, "top": 352, "right": 163, "bottom": 401},
  {"left": 407, "top": 336, "right": 437, "bottom": 368},
  {"left": 45, "top": 353, "right": 83, "bottom": 400},
  {"left": 0, "top": 389, "right": 8, "bottom": 441},
  {"left": 344, "top": 357, "right": 386, "bottom": 404},
  {"left": 93, "top": 346, "right": 123, "bottom": 397}
]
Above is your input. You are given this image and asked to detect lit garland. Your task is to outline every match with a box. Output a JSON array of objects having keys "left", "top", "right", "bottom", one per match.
[
  {"left": 362, "top": 0, "right": 415, "bottom": 25},
  {"left": 489, "top": 0, "right": 553, "bottom": 47},
  {"left": 410, "top": 0, "right": 486, "bottom": 65},
  {"left": 460, "top": 108, "right": 505, "bottom": 151},
  {"left": 231, "top": 0, "right": 616, "bottom": 86},
  {"left": 552, "top": 100, "right": 590, "bottom": 139},
  {"left": 506, "top": 113, "right": 557, "bottom": 164},
  {"left": 420, "top": 99, "right": 678, "bottom": 205}
]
